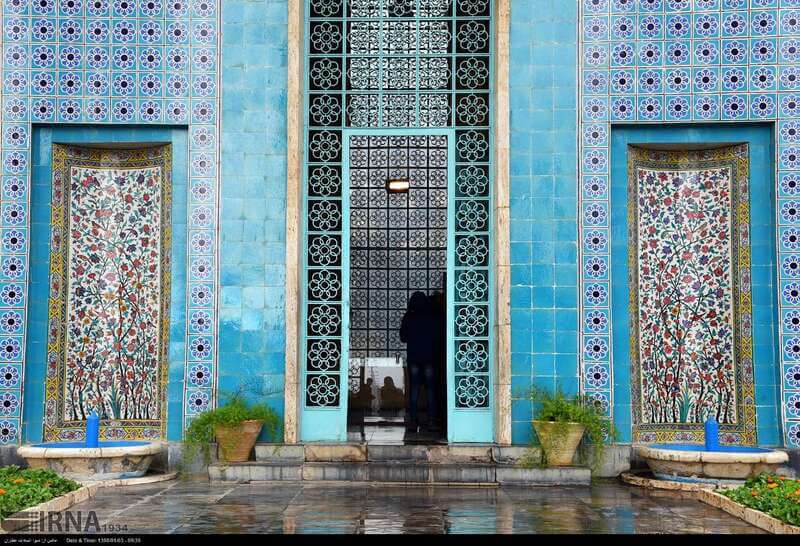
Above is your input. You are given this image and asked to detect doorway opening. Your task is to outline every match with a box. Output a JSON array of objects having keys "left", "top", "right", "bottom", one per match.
[{"left": 346, "top": 134, "right": 449, "bottom": 444}]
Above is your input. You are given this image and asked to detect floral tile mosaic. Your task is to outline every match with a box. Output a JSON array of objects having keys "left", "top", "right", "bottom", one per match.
[
  {"left": 44, "top": 144, "right": 171, "bottom": 441},
  {"left": 579, "top": 0, "right": 799, "bottom": 447},
  {"left": 0, "top": 0, "right": 220, "bottom": 443},
  {"left": 627, "top": 145, "right": 756, "bottom": 445}
]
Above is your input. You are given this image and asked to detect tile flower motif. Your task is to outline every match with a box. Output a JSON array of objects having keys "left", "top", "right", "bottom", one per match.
[
  {"left": 628, "top": 146, "right": 755, "bottom": 445},
  {"left": 44, "top": 145, "right": 172, "bottom": 441}
]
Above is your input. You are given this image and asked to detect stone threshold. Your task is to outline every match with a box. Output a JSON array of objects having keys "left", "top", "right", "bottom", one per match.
[
  {"left": 254, "top": 443, "right": 528, "bottom": 464},
  {"left": 200, "top": 443, "right": 640, "bottom": 485}
]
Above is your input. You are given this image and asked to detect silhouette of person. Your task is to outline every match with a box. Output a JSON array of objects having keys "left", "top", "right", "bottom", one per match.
[
  {"left": 380, "top": 376, "right": 404, "bottom": 411},
  {"left": 400, "top": 291, "right": 440, "bottom": 430},
  {"left": 353, "top": 377, "right": 374, "bottom": 410}
]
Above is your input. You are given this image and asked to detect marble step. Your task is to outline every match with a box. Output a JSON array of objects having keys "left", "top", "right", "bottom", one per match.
[{"left": 208, "top": 461, "right": 591, "bottom": 486}]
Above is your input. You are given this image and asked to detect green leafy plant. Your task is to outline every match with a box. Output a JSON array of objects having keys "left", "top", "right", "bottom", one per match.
[
  {"left": 0, "top": 466, "right": 81, "bottom": 521},
  {"left": 523, "top": 386, "right": 618, "bottom": 473},
  {"left": 182, "top": 382, "right": 281, "bottom": 472},
  {"left": 721, "top": 473, "right": 800, "bottom": 527}
]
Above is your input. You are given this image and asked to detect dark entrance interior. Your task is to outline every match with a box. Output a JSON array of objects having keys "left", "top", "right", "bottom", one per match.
[{"left": 346, "top": 134, "right": 448, "bottom": 444}]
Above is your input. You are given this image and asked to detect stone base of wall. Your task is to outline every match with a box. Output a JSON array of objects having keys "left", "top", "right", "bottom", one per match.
[
  {"left": 153, "top": 443, "right": 800, "bottom": 481},
  {"left": 578, "top": 444, "right": 634, "bottom": 478},
  {"left": 151, "top": 441, "right": 219, "bottom": 475},
  {"left": 169, "top": 441, "right": 633, "bottom": 477},
  {"left": 787, "top": 449, "right": 800, "bottom": 476},
  {"left": 0, "top": 444, "right": 27, "bottom": 467}
]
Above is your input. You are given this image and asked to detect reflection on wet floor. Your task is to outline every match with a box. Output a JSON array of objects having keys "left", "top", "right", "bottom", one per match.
[
  {"left": 347, "top": 424, "right": 448, "bottom": 444},
  {"left": 15, "top": 479, "right": 765, "bottom": 534}
]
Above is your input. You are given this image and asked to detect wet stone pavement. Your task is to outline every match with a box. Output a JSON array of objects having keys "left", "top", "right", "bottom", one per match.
[{"left": 19, "top": 479, "right": 764, "bottom": 534}]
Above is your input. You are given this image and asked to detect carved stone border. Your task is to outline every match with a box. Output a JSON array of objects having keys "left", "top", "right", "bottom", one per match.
[
  {"left": 621, "top": 471, "right": 800, "bottom": 534},
  {"left": 492, "top": 0, "right": 512, "bottom": 447},
  {"left": 284, "top": 0, "right": 304, "bottom": 444},
  {"left": 1, "top": 484, "right": 100, "bottom": 533}
]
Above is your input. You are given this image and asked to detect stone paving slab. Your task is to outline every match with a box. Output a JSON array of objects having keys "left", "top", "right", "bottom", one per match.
[{"left": 7, "top": 479, "right": 767, "bottom": 534}]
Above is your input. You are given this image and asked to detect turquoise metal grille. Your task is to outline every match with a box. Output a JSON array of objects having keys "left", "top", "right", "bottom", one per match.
[{"left": 302, "top": 0, "right": 493, "bottom": 442}]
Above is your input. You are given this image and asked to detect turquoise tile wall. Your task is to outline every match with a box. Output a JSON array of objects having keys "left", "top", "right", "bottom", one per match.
[
  {"left": 7, "top": 0, "right": 796, "bottom": 448},
  {"left": 511, "top": 0, "right": 791, "bottom": 448},
  {"left": 578, "top": 0, "right": 798, "bottom": 448},
  {"left": 509, "top": 0, "right": 579, "bottom": 444},
  {"left": 2, "top": 0, "right": 220, "bottom": 443},
  {"left": 218, "top": 0, "right": 288, "bottom": 439}
]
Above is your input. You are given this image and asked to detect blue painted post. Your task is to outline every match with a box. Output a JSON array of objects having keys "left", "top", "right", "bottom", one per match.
[
  {"left": 85, "top": 411, "right": 99, "bottom": 448},
  {"left": 704, "top": 415, "right": 719, "bottom": 451}
]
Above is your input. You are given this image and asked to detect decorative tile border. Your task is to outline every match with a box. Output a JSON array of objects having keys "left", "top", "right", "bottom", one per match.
[
  {"left": 0, "top": 0, "right": 221, "bottom": 442},
  {"left": 578, "top": 0, "right": 800, "bottom": 447}
]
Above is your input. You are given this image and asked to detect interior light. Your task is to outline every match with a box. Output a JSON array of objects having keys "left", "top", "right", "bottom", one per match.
[{"left": 386, "top": 178, "right": 410, "bottom": 193}]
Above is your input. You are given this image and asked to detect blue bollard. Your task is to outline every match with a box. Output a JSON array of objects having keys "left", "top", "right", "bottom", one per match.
[
  {"left": 704, "top": 415, "right": 719, "bottom": 451},
  {"left": 85, "top": 411, "right": 99, "bottom": 448}
]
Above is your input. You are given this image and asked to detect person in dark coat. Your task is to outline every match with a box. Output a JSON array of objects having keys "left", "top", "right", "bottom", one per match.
[{"left": 400, "top": 291, "right": 440, "bottom": 429}]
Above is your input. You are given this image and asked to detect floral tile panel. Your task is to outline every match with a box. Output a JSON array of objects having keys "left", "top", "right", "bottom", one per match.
[
  {"left": 44, "top": 144, "right": 172, "bottom": 441},
  {"left": 628, "top": 145, "right": 756, "bottom": 445}
]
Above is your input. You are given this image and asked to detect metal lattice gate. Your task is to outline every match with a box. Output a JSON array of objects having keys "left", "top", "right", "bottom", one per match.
[{"left": 301, "top": 0, "right": 493, "bottom": 442}]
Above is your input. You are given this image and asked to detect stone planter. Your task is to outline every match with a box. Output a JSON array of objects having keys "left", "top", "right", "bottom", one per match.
[
  {"left": 634, "top": 444, "right": 789, "bottom": 481},
  {"left": 214, "top": 420, "right": 263, "bottom": 462},
  {"left": 532, "top": 421, "right": 586, "bottom": 466},
  {"left": 698, "top": 489, "right": 800, "bottom": 535},
  {"left": 17, "top": 442, "right": 164, "bottom": 481},
  {"left": 1, "top": 483, "right": 100, "bottom": 533}
]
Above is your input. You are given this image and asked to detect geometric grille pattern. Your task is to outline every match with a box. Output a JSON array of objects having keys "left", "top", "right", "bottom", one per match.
[
  {"left": 348, "top": 135, "right": 447, "bottom": 362},
  {"left": 578, "top": 0, "right": 800, "bottom": 447},
  {"left": 304, "top": 0, "right": 492, "bottom": 410},
  {"left": 0, "top": 0, "right": 220, "bottom": 442}
]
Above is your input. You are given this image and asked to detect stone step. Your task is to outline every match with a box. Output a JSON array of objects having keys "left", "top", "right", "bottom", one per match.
[
  {"left": 208, "top": 461, "right": 590, "bottom": 486},
  {"left": 248, "top": 443, "right": 635, "bottom": 479},
  {"left": 254, "top": 443, "right": 507, "bottom": 464},
  {"left": 209, "top": 463, "right": 302, "bottom": 482}
]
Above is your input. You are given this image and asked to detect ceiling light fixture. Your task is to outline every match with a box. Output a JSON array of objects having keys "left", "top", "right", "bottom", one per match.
[{"left": 386, "top": 178, "right": 410, "bottom": 193}]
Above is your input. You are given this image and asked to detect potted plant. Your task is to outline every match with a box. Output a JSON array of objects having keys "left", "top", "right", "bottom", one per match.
[
  {"left": 529, "top": 387, "right": 616, "bottom": 469},
  {"left": 183, "top": 389, "right": 281, "bottom": 466}
]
